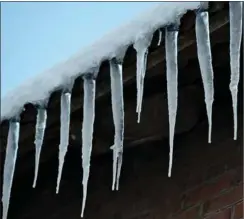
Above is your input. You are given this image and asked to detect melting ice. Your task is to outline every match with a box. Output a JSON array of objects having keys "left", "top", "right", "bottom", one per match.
[
  {"left": 165, "top": 25, "right": 179, "bottom": 177},
  {"left": 109, "top": 58, "right": 124, "bottom": 191},
  {"left": 195, "top": 9, "right": 214, "bottom": 143},
  {"left": 56, "top": 85, "right": 73, "bottom": 194},
  {"left": 81, "top": 74, "right": 96, "bottom": 217},
  {"left": 33, "top": 105, "right": 47, "bottom": 188},
  {"left": 158, "top": 29, "right": 162, "bottom": 46},
  {"left": 2, "top": 118, "right": 20, "bottom": 219},
  {"left": 134, "top": 34, "right": 153, "bottom": 123},
  {"left": 229, "top": 2, "right": 243, "bottom": 140}
]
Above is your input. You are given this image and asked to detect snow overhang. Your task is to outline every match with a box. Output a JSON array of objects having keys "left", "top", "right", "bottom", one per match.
[
  {"left": 0, "top": 2, "right": 230, "bottom": 155},
  {"left": 1, "top": 2, "right": 205, "bottom": 121},
  {"left": 0, "top": 1, "right": 233, "bottom": 183}
]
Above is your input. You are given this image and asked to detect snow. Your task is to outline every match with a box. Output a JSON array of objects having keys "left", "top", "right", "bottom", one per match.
[
  {"left": 81, "top": 75, "right": 96, "bottom": 218},
  {"left": 165, "top": 25, "right": 179, "bottom": 178},
  {"left": 2, "top": 120, "right": 20, "bottom": 219},
  {"left": 1, "top": 2, "right": 201, "bottom": 121},
  {"left": 56, "top": 88, "right": 73, "bottom": 194},
  {"left": 109, "top": 58, "right": 124, "bottom": 191},
  {"left": 229, "top": 2, "right": 243, "bottom": 140},
  {"left": 33, "top": 106, "right": 47, "bottom": 188},
  {"left": 195, "top": 10, "right": 214, "bottom": 144}
]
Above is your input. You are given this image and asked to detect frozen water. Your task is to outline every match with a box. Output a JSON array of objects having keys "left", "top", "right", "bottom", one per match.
[
  {"left": 165, "top": 25, "right": 179, "bottom": 177},
  {"left": 229, "top": 2, "right": 243, "bottom": 140},
  {"left": 2, "top": 119, "right": 20, "bottom": 219},
  {"left": 195, "top": 10, "right": 214, "bottom": 143},
  {"left": 81, "top": 75, "right": 96, "bottom": 217},
  {"left": 109, "top": 59, "right": 124, "bottom": 191}
]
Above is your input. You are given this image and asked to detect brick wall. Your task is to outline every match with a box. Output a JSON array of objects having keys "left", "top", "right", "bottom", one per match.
[{"left": 6, "top": 96, "right": 243, "bottom": 219}]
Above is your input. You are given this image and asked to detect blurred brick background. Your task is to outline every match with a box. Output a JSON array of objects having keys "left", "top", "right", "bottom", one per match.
[{"left": 5, "top": 95, "right": 243, "bottom": 219}]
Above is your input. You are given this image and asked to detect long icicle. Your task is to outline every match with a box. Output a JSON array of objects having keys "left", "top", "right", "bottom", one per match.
[
  {"left": 229, "top": 2, "right": 243, "bottom": 140},
  {"left": 195, "top": 8, "right": 214, "bottom": 143},
  {"left": 165, "top": 24, "right": 179, "bottom": 178},
  {"left": 110, "top": 58, "right": 124, "bottom": 191},
  {"left": 2, "top": 116, "right": 20, "bottom": 219},
  {"left": 134, "top": 34, "right": 153, "bottom": 123},
  {"left": 81, "top": 74, "right": 96, "bottom": 218},
  {"left": 33, "top": 102, "right": 48, "bottom": 188},
  {"left": 136, "top": 50, "right": 149, "bottom": 122},
  {"left": 56, "top": 82, "right": 74, "bottom": 194}
]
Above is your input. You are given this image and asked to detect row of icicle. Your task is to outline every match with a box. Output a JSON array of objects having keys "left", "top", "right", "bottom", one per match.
[{"left": 2, "top": 3, "right": 243, "bottom": 219}]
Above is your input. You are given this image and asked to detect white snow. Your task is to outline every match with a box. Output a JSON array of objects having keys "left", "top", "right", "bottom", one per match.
[
  {"left": 195, "top": 10, "right": 214, "bottom": 144},
  {"left": 56, "top": 88, "right": 73, "bottom": 194},
  {"left": 1, "top": 2, "right": 201, "bottom": 121},
  {"left": 109, "top": 59, "right": 124, "bottom": 191},
  {"left": 229, "top": 2, "right": 243, "bottom": 140},
  {"left": 165, "top": 26, "right": 179, "bottom": 178},
  {"left": 2, "top": 120, "right": 20, "bottom": 219},
  {"left": 81, "top": 75, "right": 96, "bottom": 218},
  {"left": 33, "top": 107, "right": 47, "bottom": 188}
]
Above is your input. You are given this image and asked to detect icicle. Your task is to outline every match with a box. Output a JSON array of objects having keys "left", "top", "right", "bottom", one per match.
[
  {"left": 195, "top": 8, "right": 214, "bottom": 143},
  {"left": 109, "top": 58, "right": 124, "bottom": 191},
  {"left": 33, "top": 101, "right": 48, "bottom": 188},
  {"left": 165, "top": 24, "right": 179, "bottom": 178},
  {"left": 134, "top": 34, "right": 153, "bottom": 123},
  {"left": 2, "top": 116, "right": 20, "bottom": 219},
  {"left": 56, "top": 81, "right": 74, "bottom": 194},
  {"left": 81, "top": 74, "right": 96, "bottom": 218},
  {"left": 157, "top": 29, "right": 162, "bottom": 46},
  {"left": 137, "top": 50, "right": 149, "bottom": 122},
  {"left": 229, "top": 2, "right": 243, "bottom": 140}
]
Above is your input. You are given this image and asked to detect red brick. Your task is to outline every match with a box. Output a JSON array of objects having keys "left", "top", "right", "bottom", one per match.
[
  {"left": 184, "top": 170, "right": 237, "bottom": 208},
  {"left": 170, "top": 205, "right": 202, "bottom": 219},
  {"left": 204, "top": 208, "right": 231, "bottom": 219},
  {"left": 233, "top": 201, "right": 243, "bottom": 219},
  {"left": 204, "top": 184, "right": 243, "bottom": 214},
  {"left": 235, "top": 166, "right": 243, "bottom": 185}
]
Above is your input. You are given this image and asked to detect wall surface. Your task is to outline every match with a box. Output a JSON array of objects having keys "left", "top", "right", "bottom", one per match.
[{"left": 5, "top": 85, "right": 243, "bottom": 219}]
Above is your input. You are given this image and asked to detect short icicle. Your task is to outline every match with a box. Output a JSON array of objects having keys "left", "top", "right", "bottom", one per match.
[
  {"left": 195, "top": 8, "right": 214, "bottom": 143},
  {"left": 158, "top": 29, "right": 162, "bottom": 46},
  {"left": 109, "top": 58, "right": 124, "bottom": 191},
  {"left": 229, "top": 2, "right": 243, "bottom": 140},
  {"left": 165, "top": 24, "right": 179, "bottom": 178},
  {"left": 56, "top": 82, "right": 74, "bottom": 194},
  {"left": 33, "top": 101, "right": 48, "bottom": 188},
  {"left": 134, "top": 34, "right": 153, "bottom": 123},
  {"left": 2, "top": 116, "right": 20, "bottom": 219},
  {"left": 81, "top": 74, "right": 96, "bottom": 218}
]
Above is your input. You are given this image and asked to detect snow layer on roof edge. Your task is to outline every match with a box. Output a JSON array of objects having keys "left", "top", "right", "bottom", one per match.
[{"left": 1, "top": 2, "right": 201, "bottom": 121}]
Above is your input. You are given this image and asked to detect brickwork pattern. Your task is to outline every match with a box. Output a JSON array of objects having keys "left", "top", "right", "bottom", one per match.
[{"left": 6, "top": 105, "right": 243, "bottom": 219}]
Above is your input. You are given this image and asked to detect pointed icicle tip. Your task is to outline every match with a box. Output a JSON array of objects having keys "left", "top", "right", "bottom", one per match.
[
  {"left": 81, "top": 75, "right": 96, "bottom": 217},
  {"left": 56, "top": 88, "right": 73, "bottom": 194},
  {"left": 33, "top": 103, "right": 48, "bottom": 188},
  {"left": 134, "top": 34, "right": 153, "bottom": 123},
  {"left": 229, "top": 2, "right": 243, "bottom": 141},
  {"left": 2, "top": 116, "right": 20, "bottom": 219},
  {"left": 109, "top": 58, "right": 125, "bottom": 192},
  {"left": 195, "top": 9, "right": 214, "bottom": 144},
  {"left": 165, "top": 24, "right": 179, "bottom": 178}
]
